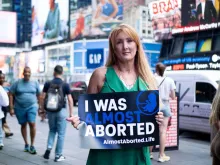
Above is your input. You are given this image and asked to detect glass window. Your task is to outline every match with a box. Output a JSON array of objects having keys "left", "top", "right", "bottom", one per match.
[
  {"left": 160, "top": 39, "right": 172, "bottom": 58},
  {"left": 172, "top": 36, "right": 183, "bottom": 55},
  {"left": 197, "top": 38, "right": 212, "bottom": 52},
  {"left": 74, "top": 52, "right": 83, "bottom": 67},
  {"left": 213, "top": 36, "right": 220, "bottom": 51},
  {"left": 196, "top": 82, "right": 216, "bottom": 103},
  {"left": 183, "top": 40, "right": 196, "bottom": 53}
]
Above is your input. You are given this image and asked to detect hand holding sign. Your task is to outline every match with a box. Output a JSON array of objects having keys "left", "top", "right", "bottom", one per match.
[
  {"left": 155, "top": 111, "right": 164, "bottom": 125},
  {"left": 66, "top": 116, "right": 81, "bottom": 129}
]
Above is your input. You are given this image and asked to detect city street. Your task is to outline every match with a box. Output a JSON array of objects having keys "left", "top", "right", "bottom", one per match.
[{"left": 0, "top": 106, "right": 212, "bottom": 165}]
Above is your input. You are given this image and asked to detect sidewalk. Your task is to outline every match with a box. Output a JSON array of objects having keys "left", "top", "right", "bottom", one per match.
[{"left": 0, "top": 115, "right": 212, "bottom": 165}]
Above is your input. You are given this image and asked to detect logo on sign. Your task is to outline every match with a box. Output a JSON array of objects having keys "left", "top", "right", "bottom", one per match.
[
  {"left": 86, "top": 49, "right": 104, "bottom": 69},
  {"left": 136, "top": 91, "right": 159, "bottom": 115}
]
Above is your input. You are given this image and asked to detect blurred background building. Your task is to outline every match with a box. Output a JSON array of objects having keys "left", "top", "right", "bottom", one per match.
[
  {"left": 123, "top": 0, "right": 154, "bottom": 39},
  {"left": 0, "top": 0, "right": 31, "bottom": 49}
]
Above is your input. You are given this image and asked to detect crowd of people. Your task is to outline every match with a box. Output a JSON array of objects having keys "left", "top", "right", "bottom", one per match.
[{"left": 0, "top": 23, "right": 219, "bottom": 165}]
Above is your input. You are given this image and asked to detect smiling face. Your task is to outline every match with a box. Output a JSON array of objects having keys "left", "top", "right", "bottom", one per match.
[
  {"left": 114, "top": 31, "right": 137, "bottom": 63},
  {"left": 23, "top": 67, "right": 31, "bottom": 81}
]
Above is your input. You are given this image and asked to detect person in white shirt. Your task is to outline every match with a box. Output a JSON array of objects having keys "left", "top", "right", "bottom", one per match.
[
  {"left": 0, "top": 78, "right": 9, "bottom": 150},
  {"left": 150, "top": 63, "right": 176, "bottom": 162}
]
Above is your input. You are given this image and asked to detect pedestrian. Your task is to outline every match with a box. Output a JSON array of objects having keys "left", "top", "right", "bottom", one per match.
[
  {"left": 150, "top": 63, "right": 176, "bottom": 162},
  {"left": 67, "top": 24, "right": 164, "bottom": 165},
  {"left": 0, "top": 72, "right": 9, "bottom": 150},
  {"left": 9, "top": 67, "right": 41, "bottom": 154},
  {"left": 0, "top": 72, "right": 13, "bottom": 138},
  {"left": 41, "top": 65, "right": 73, "bottom": 162},
  {"left": 210, "top": 83, "right": 220, "bottom": 165}
]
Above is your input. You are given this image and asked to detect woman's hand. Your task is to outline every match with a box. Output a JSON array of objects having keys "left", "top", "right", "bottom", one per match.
[
  {"left": 66, "top": 116, "right": 81, "bottom": 129},
  {"left": 155, "top": 111, "right": 164, "bottom": 125}
]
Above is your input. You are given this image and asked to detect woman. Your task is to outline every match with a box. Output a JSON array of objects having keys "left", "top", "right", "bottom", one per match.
[
  {"left": 150, "top": 63, "right": 176, "bottom": 162},
  {"left": 94, "top": 0, "right": 123, "bottom": 21},
  {"left": 210, "top": 83, "right": 220, "bottom": 165},
  {"left": 67, "top": 24, "right": 163, "bottom": 165}
]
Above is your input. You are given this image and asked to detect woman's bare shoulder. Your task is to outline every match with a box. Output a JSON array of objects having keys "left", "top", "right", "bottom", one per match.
[
  {"left": 88, "top": 67, "right": 107, "bottom": 93},
  {"left": 92, "top": 66, "right": 107, "bottom": 79}
]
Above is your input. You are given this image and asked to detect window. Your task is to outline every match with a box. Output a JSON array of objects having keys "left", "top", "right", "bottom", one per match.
[
  {"left": 148, "top": 30, "right": 151, "bottom": 34},
  {"left": 195, "top": 82, "right": 216, "bottom": 103},
  {"left": 142, "top": 30, "right": 146, "bottom": 34},
  {"left": 74, "top": 52, "right": 83, "bottom": 67},
  {"left": 183, "top": 40, "right": 196, "bottom": 53},
  {"left": 197, "top": 38, "right": 212, "bottom": 52},
  {"left": 160, "top": 39, "right": 172, "bottom": 58},
  {"left": 213, "top": 36, "right": 220, "bottom": 51},
  {"left": 172, "top": 36, "right": 183, "bottom": 55}
]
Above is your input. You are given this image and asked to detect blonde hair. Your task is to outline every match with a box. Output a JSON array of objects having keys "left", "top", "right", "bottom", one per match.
[
  {"left": 210, "top": 83, "right": 220, "bottom": 125},
  {"left": 105, "top": 24, "right": 157, "bottom": 90}
]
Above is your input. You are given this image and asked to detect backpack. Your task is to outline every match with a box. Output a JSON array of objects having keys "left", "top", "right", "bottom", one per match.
[{"left": 44, "top": 81, "right": 65, "bottom": 112}]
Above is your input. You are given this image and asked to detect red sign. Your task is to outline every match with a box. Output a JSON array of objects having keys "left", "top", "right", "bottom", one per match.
[{"left": 151, "top": 0, "right": 179, "bottom": 15}]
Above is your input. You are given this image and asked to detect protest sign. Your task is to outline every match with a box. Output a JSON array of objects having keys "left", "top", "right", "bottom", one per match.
[{"left": 78, "top": 90, "right": 160, "bottom": 149}]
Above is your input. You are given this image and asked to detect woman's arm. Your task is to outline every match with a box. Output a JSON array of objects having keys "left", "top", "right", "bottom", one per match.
[
  {"left": 170, "top": 89, "right": 176, "bottom": 100},
  {"left": 67, "top": 67, "right": 106, "bottom": 128},
  {"left": 87, "top": 67, "right": 106, "bottom": 94},
  {"left": 94, "top": 5, "right": 102, "bottom": 19}
]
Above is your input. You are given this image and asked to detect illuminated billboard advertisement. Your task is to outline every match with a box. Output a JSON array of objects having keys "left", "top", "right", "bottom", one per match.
[
  {"left": 173, "top": 0, "right": 220, "bottom": 34},
  {"left": 70, "top": 0, "right": 123, "bottom": 40},
  {"left": 149, "top": 0, "right": 181, "bottom": 41},
  {"left": 161, "top": 52, "right": 220, "bottom": 70},
  {"left": 31, "top": 0, "right": 69, "bottom": 47},
  {"left": 26, "top": 50, "right": 45, "bottom": 74},
  {"left": 0, "top": 11, "right": 17, "bottom": 44}
]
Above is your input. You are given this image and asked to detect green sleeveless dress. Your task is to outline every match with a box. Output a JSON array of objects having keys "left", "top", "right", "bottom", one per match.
[{"left": 86, "top": 67, "right": 151, "bottom": 165}]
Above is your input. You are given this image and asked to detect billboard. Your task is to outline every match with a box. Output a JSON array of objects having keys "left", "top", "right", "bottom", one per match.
[
  {"left": 173, "top": 0, "right": 220, "bottom": 34},
  {"left": 26, "top": 50, "right": 45, "bottom": 74},
  {"left": 70, "top": 0, "right": 123, "bottom": 40},
  {"left": 46, "top": 44, "right": 71, "bottom": 74},
  {"left": 0, "top": 11, "right": 17, "bottom": 44},
  {"left": 31, "top": 0, "right": 69, "bottom": 47},
  {"left": 149, "top": 0, "right": 181, "bottom": 41},
  {"left": 161, "top": 52, "right": 220, "bottom": 70}
]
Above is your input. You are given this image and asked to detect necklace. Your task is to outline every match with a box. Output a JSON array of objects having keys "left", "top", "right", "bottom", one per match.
[
  {"left": 119, "top": 75, "right": 137, "bottom": 89},
  {"left": 117, "top": 66, "right": 137, "bottom": 89}
]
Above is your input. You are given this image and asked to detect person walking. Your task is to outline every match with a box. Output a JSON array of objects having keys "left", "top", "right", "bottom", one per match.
[
  {"left": 9, "top": 67, "right": 41, "bottom": 154},
  {"left": 67, "top": 24, "right": 164, "bottom": 165},
  {"left": 150, "top": 63, "right": 176, "bottom": 162},
  {"left": 0, "top": 73, "right": 9, "bottom": 150},
  {"left": 41, "top": 65, "right": 73, "bottom": 162},
  {"left": 0, "top": 72, "right": 13, "bottom": 138}
]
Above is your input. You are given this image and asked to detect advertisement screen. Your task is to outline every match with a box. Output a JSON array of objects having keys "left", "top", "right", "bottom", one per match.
[
  {"left": 161, "top": 52, "right": 220, "bottom": 70},
  {"left": 173, "top": 0, "right": 220, "bottom": 34},
  {"left": 26, "top": 50, "right": 45, "bottom": 74},
  {"left": 70, "top": 0, "right": 123, "bottom": 40},
  {"left": 183, "top": 40, "right": 197, "bottom": 53},
  {"left": 32, "top": 0, "right": 69, "bottom": 47},
  {"left": 149, "top": 0, "right": 181, "bottom": 41},
  {"left": 47, "top": 45, "right": 71, "bottom": 74},
  {"left": 0, "top": 11, "right": 17, "bottom": 44}
]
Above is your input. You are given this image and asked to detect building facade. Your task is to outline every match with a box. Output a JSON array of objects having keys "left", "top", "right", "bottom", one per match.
[{"left": 123, "top": 0, "right": 154, "bottom": 39}]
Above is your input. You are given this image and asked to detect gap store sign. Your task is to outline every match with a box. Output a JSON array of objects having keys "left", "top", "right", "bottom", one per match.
[{"left": 86, "top": 49, "right": 104, "bottom": 69}]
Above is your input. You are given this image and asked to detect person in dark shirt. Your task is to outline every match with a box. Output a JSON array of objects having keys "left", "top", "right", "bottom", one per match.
[
  {"left": 41, "top": 65, "right": 73, "bottom": 162},
  {"left": 197, "top": 0, "right": 217, "bottom": 24}
]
